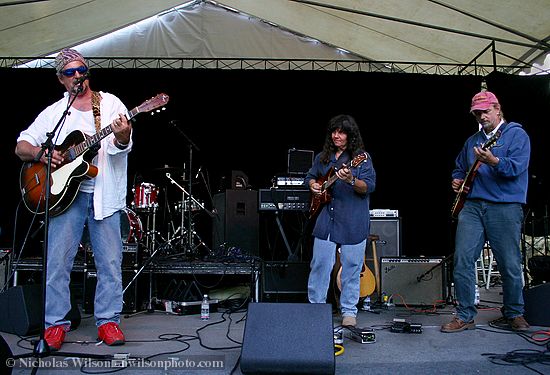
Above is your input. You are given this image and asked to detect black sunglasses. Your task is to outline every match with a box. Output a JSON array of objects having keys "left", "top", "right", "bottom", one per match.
[{"left": 61, "top": 66, "right": 88, "bottom": 77}]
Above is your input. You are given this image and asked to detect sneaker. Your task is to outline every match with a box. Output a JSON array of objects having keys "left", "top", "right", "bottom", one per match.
[
  {"left": 44, "top": 325, "right": 66, "bottom": 351},
  {"left": 97, "top": 322, "right": 125, "bottom": 346},
  {"left": 440, "top": 317, "right": 475, "bottom": 333},
  {"left": 509, "top": 316, "right": 530, "bottom": 332},
  {"left": 342, "top": 316, "right": 356, "bottom": 327}
]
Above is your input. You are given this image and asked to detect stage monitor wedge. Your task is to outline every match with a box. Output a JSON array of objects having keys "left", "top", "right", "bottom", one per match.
[{"left": 241, "top": 302, "right": 334, "bottom": 375}]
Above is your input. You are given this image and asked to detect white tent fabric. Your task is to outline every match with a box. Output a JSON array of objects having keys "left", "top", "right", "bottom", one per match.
[
  {"left": 71, "top": 2, "right": 360, "bottom": 61},
  {"left": 1, "top": 0, "right": 549, "bottom": 74}
]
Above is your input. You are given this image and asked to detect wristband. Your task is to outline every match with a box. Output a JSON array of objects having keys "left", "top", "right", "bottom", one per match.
[{"left": 115, "top": 139, "right": 129, "bottom": 148}]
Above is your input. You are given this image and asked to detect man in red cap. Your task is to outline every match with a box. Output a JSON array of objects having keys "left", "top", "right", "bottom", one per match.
[
  {"left": 15, "top": 48, "right": 131, "bottom": 350},
  {"left": 442, "top": 90, "right": 531, "bottom": 333}
]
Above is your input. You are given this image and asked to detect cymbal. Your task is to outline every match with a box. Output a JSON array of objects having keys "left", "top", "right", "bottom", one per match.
[{"left": 152, "top": 166, "right": 184, "bottom": 174}]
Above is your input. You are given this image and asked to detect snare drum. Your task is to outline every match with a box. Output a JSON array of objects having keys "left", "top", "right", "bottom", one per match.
[
  {"left": 132, "top": 182, "right": 159, "bottom": 211},
  {"left": 121, "top": 207, "right": 143, "bottom": 243}
]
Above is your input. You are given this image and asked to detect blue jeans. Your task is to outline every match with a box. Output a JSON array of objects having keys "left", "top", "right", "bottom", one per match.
[
  {"left": 46, "top": 192, "right": 123, "bottom": 328},
  {"left": 454, "top": 200, "right": 524, "bottom": 322},
  {"left": 308, "top": 236, "right": 366, "bottom": 317}
]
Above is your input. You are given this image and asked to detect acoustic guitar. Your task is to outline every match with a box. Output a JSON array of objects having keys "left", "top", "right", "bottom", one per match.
[
  {"left": 450, "top": 130, "right": 501, "bottom": 219},
  {"left": 334, "top": 246, "right": 376, "bottom": 299},
  {"left": 309, "top": 152, "right": 368, "bottom": 219},
  {"left": 19, "top": 93, "right": 170, "bottom": 217}
]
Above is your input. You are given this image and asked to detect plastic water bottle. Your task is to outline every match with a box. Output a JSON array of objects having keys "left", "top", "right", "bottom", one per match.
[
  {"left": 200, "top": 294, "right": 210, "bottom": 321},
  {"left": 363, "top": 296, "right": 371, "bottom": 311}
]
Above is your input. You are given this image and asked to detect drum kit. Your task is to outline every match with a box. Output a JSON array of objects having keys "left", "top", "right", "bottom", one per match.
[{"left": 122, "top": 165, "right": 214, "bottom": 258}]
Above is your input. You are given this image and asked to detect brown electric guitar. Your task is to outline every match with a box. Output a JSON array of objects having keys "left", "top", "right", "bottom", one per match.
[
  {"left": 309, "top": 152, "right": 368, "bottom": 219},
  {"left": 19, "top": 93, "right": 170, "bottom": 217},
  {"left": 450, "top": 131, "right": 500, "bottom": 219}
]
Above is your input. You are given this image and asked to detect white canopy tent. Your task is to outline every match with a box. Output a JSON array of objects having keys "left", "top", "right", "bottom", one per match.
[{"left": 1, "top": 0, "right": 549, "bottom": 74}]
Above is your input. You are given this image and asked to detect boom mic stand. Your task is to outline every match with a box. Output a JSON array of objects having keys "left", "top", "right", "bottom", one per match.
[{"left": 416, "top": 252, "right": 455, "bottom": 305}]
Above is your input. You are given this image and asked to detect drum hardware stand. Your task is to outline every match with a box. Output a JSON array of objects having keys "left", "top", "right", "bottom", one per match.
[
  {"left": 169, "top": 120, "right": 212, "bottom": 257},
  {"left": 165, "top": 172, "right": 215, "bottom": 257}
]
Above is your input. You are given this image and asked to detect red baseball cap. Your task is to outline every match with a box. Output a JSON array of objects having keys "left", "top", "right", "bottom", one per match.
[{"left": 470, "top": 91, "right": 499, "bottom": 112}]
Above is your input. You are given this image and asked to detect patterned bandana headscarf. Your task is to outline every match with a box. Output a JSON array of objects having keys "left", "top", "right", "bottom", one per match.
[{"left": 55, "top": 48, "right": 87, "bottom": 76}]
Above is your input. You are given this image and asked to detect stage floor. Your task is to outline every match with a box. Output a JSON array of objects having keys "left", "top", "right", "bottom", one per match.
[{"left": 2, "top": 285, "right": 549, "bottom": 375}]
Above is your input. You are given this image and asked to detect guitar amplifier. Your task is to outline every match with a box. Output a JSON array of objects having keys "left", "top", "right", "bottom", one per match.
[
  {"left": 258, "top": 188, "right": 310, "bottom": 212},
  {"left": 380, "top": 257, "right": 446, "bottom": 306}
]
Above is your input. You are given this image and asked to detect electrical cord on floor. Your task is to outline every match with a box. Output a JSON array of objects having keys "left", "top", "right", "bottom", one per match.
[
  {"left": 482, "top": 347, "right": 550, "bottom": 375},
  {"left": 334, "top": 344, "right": 345, "bottom": 356}
]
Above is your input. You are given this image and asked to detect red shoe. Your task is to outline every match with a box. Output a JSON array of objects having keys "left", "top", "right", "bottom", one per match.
[
  {"left": 44, "top": 325, "right": 66, "bottom": 351},
  {"left": 97, "top": 322, "right": 125, "bottom": 346}
]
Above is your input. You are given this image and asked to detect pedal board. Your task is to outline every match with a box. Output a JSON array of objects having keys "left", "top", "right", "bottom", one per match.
[{"left": 153, "top": 298, "right": 219, "bottom": 315}]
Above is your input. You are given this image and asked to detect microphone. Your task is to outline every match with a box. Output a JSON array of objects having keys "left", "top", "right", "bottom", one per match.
[
  {"left": 72, "top": 73, "right": 88, "bottom": 93},
  {"left": 73, "top": 72, "right": 89, "bottom": 86},
  {"left": 195, "top": 166, "right": 202, "bottom": 179}
]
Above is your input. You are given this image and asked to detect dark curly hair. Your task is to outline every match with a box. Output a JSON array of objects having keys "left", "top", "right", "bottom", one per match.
[{"left": 319, "top": 114, "right": 365, "bottom": 164}]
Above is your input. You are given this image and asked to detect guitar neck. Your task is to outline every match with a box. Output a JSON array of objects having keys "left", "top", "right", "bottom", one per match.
[
  {"left": 322, "top": 174, "right": 339, "bottom": 191},
  {"left": 67, "top": 107, "right": 139, "bottom": 160}
]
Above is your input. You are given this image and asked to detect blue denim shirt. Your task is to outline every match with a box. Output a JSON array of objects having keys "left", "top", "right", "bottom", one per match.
[
  {"left": 306, "top": 151, "right": 376, "bottom": 245},
  {"left": 452, "top": 122, "right": 530, "bottom": 204}
]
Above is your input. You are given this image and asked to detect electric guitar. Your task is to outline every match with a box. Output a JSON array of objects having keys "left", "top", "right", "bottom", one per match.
[
  {"left": 450, "top": 130, "right": 501, "bottom": 219},
  {"left": 309, "top": 152, "right": 368, "bottom": 219},
  {"left": 19, "top": 93, "right": 170, "bottom": 217}
]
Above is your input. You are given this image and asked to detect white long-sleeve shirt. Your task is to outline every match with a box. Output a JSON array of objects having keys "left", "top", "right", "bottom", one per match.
[{"left": 17, "top": 91, "right": 132, "bottom": 220}]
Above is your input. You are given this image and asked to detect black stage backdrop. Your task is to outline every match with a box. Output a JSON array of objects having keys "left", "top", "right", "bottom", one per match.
[{"left": 1, "top": 68, "right": 548, "bottom": 260}]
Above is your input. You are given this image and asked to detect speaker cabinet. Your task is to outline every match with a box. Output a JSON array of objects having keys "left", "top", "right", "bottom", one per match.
[
  {"left": 241, "top": 303, "right": 335, "bottom": 375},
  {"left": 380, "top": 257, "right": 446, "bottom": 306},
  {"left": 0, "top": 285, "right": 80, "bottom": 336},
  {"left": 212, "top": 190, "right": 259, "bottom": 256},
  {"left": 524, "top": 283, "right": 550, "bottom": 327},
  {"left": 262, "top": 262, "right": 309, "bottom": 294},
  {"left": 369, "top": 218, "right": 401, "bottom": 258}
]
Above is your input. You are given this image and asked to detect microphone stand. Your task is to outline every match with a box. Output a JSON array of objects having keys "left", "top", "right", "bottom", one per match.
[{"left": 416, "top": 252, "right": 455, "bottom": 305}]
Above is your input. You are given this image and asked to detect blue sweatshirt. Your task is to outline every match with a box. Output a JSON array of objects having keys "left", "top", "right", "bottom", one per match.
[{"left": 452, "top": 121, "right": 530, "bottom": 204}]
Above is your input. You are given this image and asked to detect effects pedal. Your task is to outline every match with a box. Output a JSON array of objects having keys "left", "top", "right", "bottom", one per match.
[
  {"left": 348, "top": 327, "right": 376, "bottom": 344},
  {"left": 390, "top": 318, "right": 422, "bottom": 334}
]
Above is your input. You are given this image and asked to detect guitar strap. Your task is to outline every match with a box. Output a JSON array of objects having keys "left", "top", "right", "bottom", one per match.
[{"left": 91, "top": 91, "right": 102, "bottom": 133}]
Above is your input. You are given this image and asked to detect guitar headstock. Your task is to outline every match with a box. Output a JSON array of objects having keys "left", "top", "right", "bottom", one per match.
[
  {"left": 137, "top": 93, "right": 170, "bottom": 113},
  {"left": 350, "top": 152, "right": 368, "bottom": 167},
  {"left": 482, "top": 130, "right": 501, "bottom": 150}
]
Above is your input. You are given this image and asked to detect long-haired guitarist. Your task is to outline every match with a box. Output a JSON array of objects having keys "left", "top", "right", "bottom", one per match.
[
  {"left": 305, "top": 114, "right": 376, "bottom": 328},
  {"left": 15, "top": 48, "right": 131, "bottom": 350},
  {"left": 441, "top": 90, "right": 531, "bottom": 333}
]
